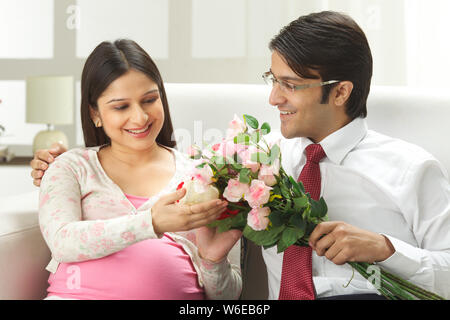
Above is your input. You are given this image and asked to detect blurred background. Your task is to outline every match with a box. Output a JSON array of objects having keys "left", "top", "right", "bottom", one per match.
[{"left": 0, "top": 0, "right": 449, "bottom": 156}]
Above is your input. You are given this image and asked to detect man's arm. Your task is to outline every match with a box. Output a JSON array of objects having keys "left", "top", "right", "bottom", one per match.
[
  {"left": 309, "top": 158, "right": 450, "bottom": 298},
  {"left": 30, "top": 142, "right": 67, "bottom": 186}
]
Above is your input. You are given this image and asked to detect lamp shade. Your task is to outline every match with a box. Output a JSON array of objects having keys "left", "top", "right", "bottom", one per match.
[{"left": 26, "top": 75, "right": 74, "bottom": 125}]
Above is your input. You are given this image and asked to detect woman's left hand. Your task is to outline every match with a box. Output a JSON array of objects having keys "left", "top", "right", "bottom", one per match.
[{"left": 196, "top": 226, "right": 242, "bottom": 263}]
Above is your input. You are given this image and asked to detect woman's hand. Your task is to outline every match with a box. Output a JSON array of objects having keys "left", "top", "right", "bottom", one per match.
[
  {"left": 196, "top": 227, "right": 242, "bottom": 263},
  {"left": 151, "top": 188, "right": 229, "bottom": 235},
  {"left": 30, "top": 142, "right": 67, "bottom": 186}
]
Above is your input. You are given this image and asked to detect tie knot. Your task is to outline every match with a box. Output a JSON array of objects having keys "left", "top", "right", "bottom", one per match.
[{"left": 305, "top": 144, "right": 326, "bottom": 164}]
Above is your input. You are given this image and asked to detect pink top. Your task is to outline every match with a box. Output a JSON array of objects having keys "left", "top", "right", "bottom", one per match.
[{"left": 46, "top": 193, "right": 205, "bottom": 300}]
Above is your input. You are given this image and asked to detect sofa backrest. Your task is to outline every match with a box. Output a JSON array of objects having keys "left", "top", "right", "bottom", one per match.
[
  {"left": 165, "top": 83, "right": 450, "bottom": 176},
  {"left": 366, "top": 86, "right": 450, "bottom": 175}
]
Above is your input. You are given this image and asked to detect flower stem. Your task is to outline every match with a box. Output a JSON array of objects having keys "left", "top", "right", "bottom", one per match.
[{"left": 348, "top": 262, "right": 444, "bottom": 300}]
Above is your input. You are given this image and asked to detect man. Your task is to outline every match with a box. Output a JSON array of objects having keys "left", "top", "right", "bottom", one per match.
[
  {"left": 260, "top": 11, "right": 450, "bottom": 300},
  {"left": 31, "top": 11, "right": 450, "bottom": 300}
]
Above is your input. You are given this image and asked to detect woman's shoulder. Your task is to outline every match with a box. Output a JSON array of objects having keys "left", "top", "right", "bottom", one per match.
[
  {"left": 50, "top": 146, "right": 101, "bottom": 170},
  {"left": 167, "top": 146, "right": 194, "bottom": 168}
]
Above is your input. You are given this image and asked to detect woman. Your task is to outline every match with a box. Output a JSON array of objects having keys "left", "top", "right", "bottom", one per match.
[{"left": 38, "top": 39, "right": 242, "bottom": 300}]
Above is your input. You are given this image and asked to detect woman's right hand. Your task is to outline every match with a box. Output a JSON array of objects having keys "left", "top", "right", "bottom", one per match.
[
  {"left": 151, "top": 188, "right": 228, "bottom": 234},
  {"left": 30, "top": 142, "right": 67, "bottom": 187}
]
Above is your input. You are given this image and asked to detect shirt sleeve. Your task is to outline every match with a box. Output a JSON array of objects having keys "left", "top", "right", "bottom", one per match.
[
  {"left": 172, "top": 230, "right": 242, "bottom": 300},
  {"left": 39, "top": 156, "right": 160, "bottom": 263},
  {"left": 377, "top": 158, "right": 450, "bottom": 299}
]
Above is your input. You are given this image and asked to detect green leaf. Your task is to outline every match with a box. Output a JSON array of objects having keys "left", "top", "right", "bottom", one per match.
[
  {"left": 280, "top": 183, "right": 291, "bottom": 198},
  {"left": 271, "top": 185, "right": 281, "bottom": 196},
  {"left": 317, "top": 197, "right": 328, "bottom": 218},
  {"left": 293, "top": 196, "right": 308, "bottom": 212},
  {"left": 228, "top": 211, "right": 248, "bottom": 230},
  {"left": 284, "top": 199, "right": 292, "bottom": 213},
  {"left": 208, "top": 218, "right": 231, "bottom": 232},
  {"left": 234, "top": 133, "right": 251, "bottom": 145},
  {"left": 269, "top": 144, "right": 280, "bottom": 164},
  {"left": 243, "top": 225, "right": 285, "bottom": 246},
  {"left": 288, "top": 214, "right": 306, "bottom": 236},
  {"left": 250, "top": 152, "right": 271, "bottom": 165},
  {"left": 217, "top": 219, "right": 232, "bottom": 233},
  {"left": 310, "top": 197, "right": 327, "bottom": 218},
  {"left": 288, "top": 176, "right": 301, "bottom": 197},
  {"left": 211, "top": 155, "right": 227, "bottom": 166},
  {"left": 231, "top": 163, "right": 243, "bottom": 171},
  {"left": 195, "top": 162, "right": 207, "bottom": 169},
  {"left": 239, "top": 168, "right": 251, "bottom": 184},
  {"left": 268, "top": 210, "right": 284, "bottom": 227},
  {"left": 219, "top": 166, "right": 229, "bottom": 175},
  {"left": 297, "top": 181, "right": 306, "bottom": 193},
  {"left": 261, "top": 122, "right": 271, "bottom": 135},
  {"left": 277, "top": 227, "right": 303, "bottom": 253},
  {"left": 250, "top": 130, "right": 262, "bottom": 144},
  {"left": 243, "top": 114, "right": 259, "bottom": 129}
]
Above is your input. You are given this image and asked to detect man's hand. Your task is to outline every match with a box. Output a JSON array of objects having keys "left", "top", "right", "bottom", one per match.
[
  {"left": 308, "top": 221, "right": 395, "bottom": 265},
  {"left": 30, "top": 142, "right": 67, "bottom": 186}
]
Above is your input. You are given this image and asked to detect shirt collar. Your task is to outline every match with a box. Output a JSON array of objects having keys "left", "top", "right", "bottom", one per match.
[{"left": 299, "top": 117, "right": 368, "bottom": 165}]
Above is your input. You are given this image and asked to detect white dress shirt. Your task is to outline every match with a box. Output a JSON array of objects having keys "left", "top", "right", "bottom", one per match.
[{"left": 262, "top": 117, "right": 450, "bottom": 299}]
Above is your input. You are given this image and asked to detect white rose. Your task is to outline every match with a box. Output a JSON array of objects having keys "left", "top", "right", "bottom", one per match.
[{"left": 181, "top": 179, "right": 220, "bottom": 205}]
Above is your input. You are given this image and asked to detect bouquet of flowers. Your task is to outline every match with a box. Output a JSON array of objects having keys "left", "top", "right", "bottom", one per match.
[{"left": 179, "top": 114, "right": 444, "bottom": 300}]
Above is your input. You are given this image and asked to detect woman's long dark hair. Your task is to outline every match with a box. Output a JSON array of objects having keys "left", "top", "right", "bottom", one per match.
[{"left": 80, "top": 39, "right": 176, "bottom": 148}]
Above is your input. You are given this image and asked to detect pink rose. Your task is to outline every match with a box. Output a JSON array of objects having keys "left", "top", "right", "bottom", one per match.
[
  {"left": 237, "top": 145, "right": 260, "bottom": 173},
  {"left": 226, "top": 114, "right": 247, "bottom": 139},
  {"left": 223, "top": 178, "right": 250, "bottom": 202},
  {"left": 187, "top": 144, "right": 201, "bottom": 158},
  {"left": 244, "top": 179, "right": 272, "bottom": 208},
  {"left": 247, "top": 207, "right": 271, "bottom": 231},
  {"left": 217, "top": 139, "right": 247, "bottom": 160},
  {"left": 189, "top": 159, "right": 214, "bottom": 188},
  {"left": 258, "top": 159, "right": 280, "bottom": 186}
]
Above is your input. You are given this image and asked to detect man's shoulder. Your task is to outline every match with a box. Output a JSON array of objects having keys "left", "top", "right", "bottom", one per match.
[
  {"left": 358, "top": 130, "right": 435, "bottom": 162},
  {"left": 349, "top": 130, "right": 443, "bottom": 178}
]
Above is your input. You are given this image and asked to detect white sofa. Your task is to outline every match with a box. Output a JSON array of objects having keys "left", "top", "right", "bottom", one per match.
[{"left": 1, "top": 83, "right": 449, "bottom": 300}]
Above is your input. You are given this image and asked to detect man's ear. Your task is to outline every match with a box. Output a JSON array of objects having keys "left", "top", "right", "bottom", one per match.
[
  {"left": 333, "top": 81, "right": 353, "bottom": 107},
  {"left": 89, "top": 106, "right": 102, "bottom": 127}
]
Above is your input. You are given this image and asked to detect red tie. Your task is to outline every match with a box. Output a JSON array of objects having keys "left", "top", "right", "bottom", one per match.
[{"left": 278, "top": 143, "right": 326, "bottom": 300}]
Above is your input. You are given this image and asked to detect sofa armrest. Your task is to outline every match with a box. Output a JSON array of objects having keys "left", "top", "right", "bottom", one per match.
[{"left": 0, "top": 190, "right": 50, "bottom": 300}]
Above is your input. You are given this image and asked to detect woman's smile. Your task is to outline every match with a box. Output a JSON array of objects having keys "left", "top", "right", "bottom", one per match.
[{"left": 124, "top": 122, "right": 152, "bottom": 138}]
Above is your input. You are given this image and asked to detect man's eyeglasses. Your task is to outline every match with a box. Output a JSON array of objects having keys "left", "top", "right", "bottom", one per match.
[{"left": 262, "top": 71, "right": 340, "bottom": 93}]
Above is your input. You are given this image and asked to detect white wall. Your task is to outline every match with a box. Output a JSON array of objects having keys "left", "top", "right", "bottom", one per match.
[{"left": 0, "top": 0, "right": 449, "bottom": 155}]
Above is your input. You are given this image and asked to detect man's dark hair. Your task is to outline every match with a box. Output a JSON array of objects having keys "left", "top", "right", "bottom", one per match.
[{"left": 269, "top": 11, "right": 373, "bottom": 119}]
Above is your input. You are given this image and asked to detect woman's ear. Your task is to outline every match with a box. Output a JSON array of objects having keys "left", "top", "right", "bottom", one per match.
[
  {"left": 333, "top": 81, "right": 353, "bottom": 107},
  {"left": 89, "top": 106, "right": 102, "bottom": 128}
]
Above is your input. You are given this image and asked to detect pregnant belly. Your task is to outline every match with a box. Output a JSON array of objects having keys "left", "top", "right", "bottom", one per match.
[{"left": 47, "top": 234, "right": 205, "bottom": 300}]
